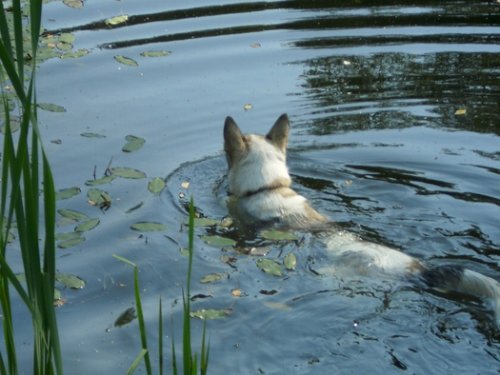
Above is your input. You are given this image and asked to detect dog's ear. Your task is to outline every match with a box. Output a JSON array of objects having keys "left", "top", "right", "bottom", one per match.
[
  {"left": 224, "top": 116, "right": 246, "bottom": 166},
  {"left": 266, "top": 113, "right": 289, "bottom": 153}
]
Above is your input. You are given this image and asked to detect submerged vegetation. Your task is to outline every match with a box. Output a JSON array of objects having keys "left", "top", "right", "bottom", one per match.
[{"left": 0, "top": 1, "right": 208, "bottom": 374}]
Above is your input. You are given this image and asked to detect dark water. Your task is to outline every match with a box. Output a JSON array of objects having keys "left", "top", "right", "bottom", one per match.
[{"left": 9, "top": 0, "right": 500, "bottom": 373}]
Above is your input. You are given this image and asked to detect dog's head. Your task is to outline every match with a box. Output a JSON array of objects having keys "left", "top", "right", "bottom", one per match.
[{"left": 223, "top": 114, "right": 292, "bottom": 198}]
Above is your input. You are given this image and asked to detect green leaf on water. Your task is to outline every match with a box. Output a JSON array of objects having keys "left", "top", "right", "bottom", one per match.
[
  {"left": 87, "top": 188, "right": 112, "bottom": 205},
  {"left": 105, "top": 15, "right": 129, "bottom": 26},
  {"left": 284, "top": 253, "right": 297, "bottom": 270},
  {"left": 63, "top": 0, "right": 84, "bottom": 9},
  {"left": 193, "top": 217, "right": 218, "bottom": 227},
  {"left": 111, "top": 167, "right": 146, "bottom": 179},
  {"left": 148, "top": 177, "right": 165, "bottom": 194},
  {"left": 37, "top": 102, "right": 66, "bottom": 113},
  {"left": 140, "top": 50, "right": 171, "bottom": 58},
  {"left": 75, "top": 218, "right": 100, "bottom": 233},
  {"left": 56, "top": 231, "right": 83, "bottom": 241},
  {"left": 59, "top": 33, "right": 75, "bottom": 44},
  {"left": 60, "top": 48, "right": 89, "bottom": 59},
  {"left": 190, "top": 308, "right": 232, "bottom": 320},
  {"left": 256, "top": 258, "right": 283, "bottom": 277},
  {"left": 260, "top": 229, "right": 298, "bottom": 241},
  {"left": 81, "top": 132, "right": 106, "bottom": 138},
  {"left": 56, "top": 187, "right": 81, "bottom": 200},
  {"left": 57, "top": 208, "right": 89, "bottom": 221},
  {"left": 57, "top": 236, "right": 85, "bottom": 249},
  {"left": 130, "top": 221, "right": 167, "bottom": 232},
  {"left": 201, "top": 235, "right": 236, "bottom": 247},
  {"left": 200, "top": 273, "right": 224, "bottom": 284},
  {"left": 56, "top": 273, "right": 86, "bottom": 289},
  {"left": 84, "top": 175, "right": 116, "bottom": 186},
  {"left": 114, "top": 307, "right": 136, "bottom": 327},
  {"left": 114, "top": 55, "right": 138, "bottom": 67},
  {"left": 122, "top": 135, "right": 145, "bottom": 153}
]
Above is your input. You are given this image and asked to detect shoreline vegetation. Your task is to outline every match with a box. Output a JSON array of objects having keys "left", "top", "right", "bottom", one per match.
[{"left": 0, "top": 1, "right": 208, "bottom": 374}]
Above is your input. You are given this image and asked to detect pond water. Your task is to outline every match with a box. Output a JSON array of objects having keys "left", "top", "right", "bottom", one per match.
[{"left": 9, "top": 0, "right": 500, "bottom": 373}]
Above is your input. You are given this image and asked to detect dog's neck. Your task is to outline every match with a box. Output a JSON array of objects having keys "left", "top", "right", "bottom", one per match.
[{"left": 239, "top": 177, "right": 291, "bottom": 198}]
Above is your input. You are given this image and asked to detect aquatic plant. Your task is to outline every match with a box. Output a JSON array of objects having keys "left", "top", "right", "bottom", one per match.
[
  {"left": 0, "top": 0, "right": 63, "bottom": 374},
  {"left": 115, "top": 198, "right": 209, "bottom": 375}
]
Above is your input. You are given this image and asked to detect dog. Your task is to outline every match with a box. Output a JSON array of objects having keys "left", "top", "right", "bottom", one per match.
[{"left": 223, "top": 113, "right": 500, "bottom": 326}]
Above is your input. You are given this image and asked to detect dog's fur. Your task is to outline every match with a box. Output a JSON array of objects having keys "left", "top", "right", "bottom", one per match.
[{"left": 224, "top": 113, "right": 500, "bottom": 326}]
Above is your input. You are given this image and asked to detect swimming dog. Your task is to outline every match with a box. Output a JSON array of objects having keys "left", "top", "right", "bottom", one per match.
[{"left": 223, "top": 113, "right": 500, "bottom": 326}]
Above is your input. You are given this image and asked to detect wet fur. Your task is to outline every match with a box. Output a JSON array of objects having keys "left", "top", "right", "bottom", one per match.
[{"left": 224, "top": 113, "right": 500, "bottom": 326}]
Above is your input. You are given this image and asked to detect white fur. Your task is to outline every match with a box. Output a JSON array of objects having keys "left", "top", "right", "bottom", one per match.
[{"left": 228, "top": 135, "right": 290, "bottom": 198}]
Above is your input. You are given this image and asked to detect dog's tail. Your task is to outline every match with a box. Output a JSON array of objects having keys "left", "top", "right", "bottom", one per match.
[{"left": 421, "top": 265, "right": 500, "bottom": 326}]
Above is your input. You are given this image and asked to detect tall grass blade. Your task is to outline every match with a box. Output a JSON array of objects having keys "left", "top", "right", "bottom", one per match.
[
  {"left": 125, "top": 349, "right": 148, "bottom": 375},
  {"left": 159, "top": 297, "right": 164, "bottom": 375}
]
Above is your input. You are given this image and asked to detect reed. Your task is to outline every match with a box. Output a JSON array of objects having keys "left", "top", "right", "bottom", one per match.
[
  {"left": 115, "top": 198, "right": 209, "bottom": 375},
  {"left": 0, "top": 0, "right": 63, "bottom": 374}
]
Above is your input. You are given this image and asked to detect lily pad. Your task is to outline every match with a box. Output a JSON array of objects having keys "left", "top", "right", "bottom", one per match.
[
  {"left": 57, "top": 236, "right": 85, "bottom": 249},
  {"left": 81, "top": 132, "right": 106, "bottom": 138},
  {"left": 260, "top": 229, "right": 298, "bottom": 241},
  {"left": 201, "top": 235, "right": 236, "bottom": 248},
  {"left": 63, "top": 0, "right": 83, "bottom": 9},
  {"left": 111, "top": 167, "right": 146, "bottom": 179},
  {"left": 114, "top": 55, "right": 138, "bottom": 67},
  {"left": 256, "top": 258, "right": 283, "bottom": 277},
  {"left": 130, "top": 221, "right": 167, "bottom": 232},
  {"left": 56, "top": 273, "right": 86, "bottom": 289},
  {"left": 114, "top": 307, "right": 136, "bottom": 327},
  {"left": 75, "top": 218, "right": 100, "bottom": 233},
  {"left": 56, "top": 231, "right": 83, "bottom": 241},
  {"left": 59, "top": 33, "right": 75, "bottom": 44},
  {"left": 193, "top": 217, "right": 219, "bottom": 227},
  {"left": 60, "top": 49, "right": 89, "bottom": 59},
  {"left": 200, "top": 273, "right": 224, "bottom": 284},
  {"left": 87, "top": 188, "right": 112, "bottom": 206},
  {"left": 37, "top": 102, "right": 66, "bottom": 113},
  {"left": 105, "top": 15, "right": 129, "bottom": 26},
  {"left": 57, "top": 208, "right": 89, "bottom": 221},
  {"left": 56, "top": 187, "right": 81, "bottom": 200},
  {"left": 148, "top": 177, "right": 165, "bottom": 194},
  {"left": 190, "top": 308, "right": 232, "bottom": 320},
  {"left": 122, "top": 135, "right": 145, "bottom": 153},
  {"left": 284, "top": 253, "right": 297, "bottom": 271},
  {"left": 85, "top": 175, "right": 116, "bottom": 186},
  {"left": 140, "top": 50, "right": 171, "bottom": 58}
]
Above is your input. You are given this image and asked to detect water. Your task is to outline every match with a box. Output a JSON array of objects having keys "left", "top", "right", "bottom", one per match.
[{"left": 7, "top": 0, "right": 500, "bottom": 373}]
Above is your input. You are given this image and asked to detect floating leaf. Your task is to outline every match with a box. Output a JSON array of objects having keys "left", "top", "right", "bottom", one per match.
[
  {"left": 455, "top": 108, "right": 467, "bottom": 116},
  {"left": 111, "top": 167, "right": 146, "bottom": 179},
  {"left": 81, "top": 132, "right": 106, "bottom": 138},
  {"left": 256, "top": 258, "right": 283, "bottom": 277},
  {"left": 193, "top": 217, "right": 218, "bottom": 227},
  {"left": 125, "top": 201, "right": 144, "bottom": 213},
  {"left": 140, "top": 50, "right": 171, "bottom": 58},
  {"left": 200, "top": 273, "right": 224, "bottom": 284},
  {"left": 56, "top": 273, "right": 86, "bottom": 289},
  {"left": 122, "top": 135, "right": 145, "bottom": 152},
  {"left": 56, "top": 231, "right": 83, "bottom": 241},
  {"left": 190, "top": 308, "right": 232, "bottom": 320},
  {"left": 57, "top": 236, "right": 85, "bottom": 249},
  {"left": 201, "top": 235, "right": 236, "bottom": 247},
  {"left": 87, "top": 188, "right": 112, "bottom": 206},
  {"left": 148, "top": 177, "right": 166, "bottom": 194},
  {"left": 60, "top": 48, "right": 90, "bottom": 59},
  {"left": 56, "top": 187, "right": 81, "bottom": 200},
  {"left": 263, "top": 301, "right": 291, "bottom": 311},
  {"left": 85, "top": 175, "right": 116, "bottom": 186},
  {"left": 181, "top": 181, "right": 190, "bottom": 189},
  {"left": 284, "top": 253, "right": 297, "bottom": 270},
  {"left": 130, "top": 221, "right": 167, "bottom": 232},
  {"left": 59, "top": 33, "right": 75, "bottom": 44},
  {"left": 114, "top": 307, "right": 136, "bottom": 327},
  {"left": 63, "top": 0, "right": 83, "bottom": 9},
  {"left": 75, "top": 218, "right": 100, "bottom": 232},
  {"left": 105, "top": 15, "right": 129, "bottom": 26},
  {"left": 57, "top": 208, "right": 89, "bottom": 221},
  {"left": 243, "top": 103, "right": 252, "bottom": 111},
  {"left": 114, "top": 55, "right": 138, "bottom": 67},
  {"left": 260, "top": 229, "right": 297, "bottom": 241},
  {"left": 38, "top": 102, "right": 66, "bottom": 113}
]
